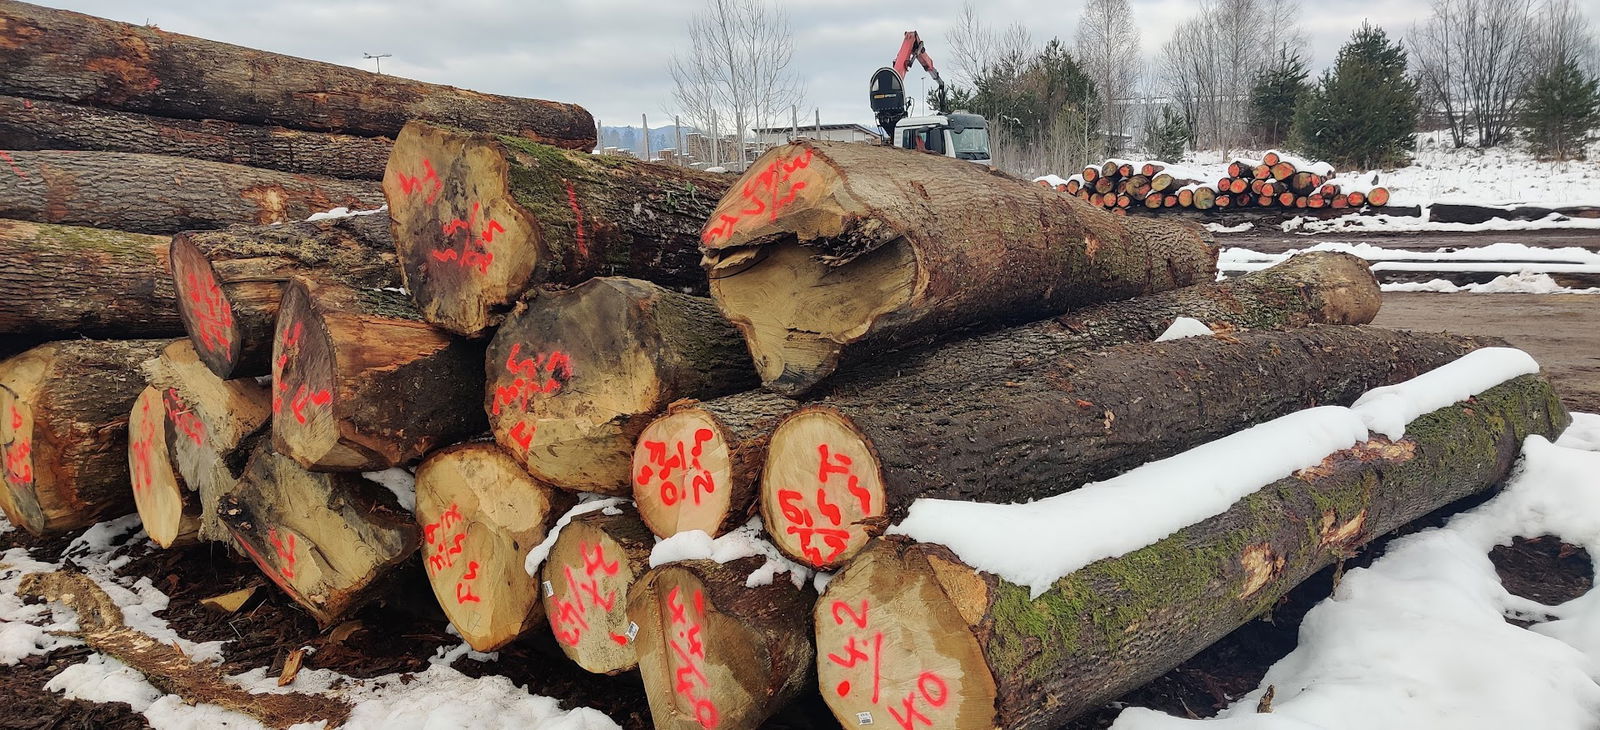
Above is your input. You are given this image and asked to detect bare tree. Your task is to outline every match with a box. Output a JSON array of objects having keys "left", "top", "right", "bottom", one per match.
[
  {"left": 1409, "top": 0, "right": 1538, "bottom": 147},
  {"left": 1158, "top": 0, "right": 1304, "bottom": 155},
  {"left": 668, "top": 0, "right": 804, "bottom": 168},
  {"left": 1532, "top": 0, "right": 1597, "bottom": 74},
  {"left": 945, "top": 2, "right": 1032, "bottom": 90},
  {"left": 1075, "top": 0, "right": 1141, "bottom": 155}
]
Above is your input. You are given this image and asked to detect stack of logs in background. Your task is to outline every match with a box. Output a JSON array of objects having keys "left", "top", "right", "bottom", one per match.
[
  {"left": 0, "top": 2, "right": 1572, "bottom": 729},
  {"left": 1049, "top": 152, "right": 1392, "bottom": 215}
]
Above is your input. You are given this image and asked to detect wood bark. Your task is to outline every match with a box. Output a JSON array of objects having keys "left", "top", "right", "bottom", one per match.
[
  {"left": 0, "top": 338, "right": 167, "bottom": 534},
  {"left": 0, "top": 1, "right": 595, "bottom": 145},
  {"left": 633, "top": 390, "right": 797, "bottom": 539},
  {"left": 272, "top": 276, "right": 485, "bottom": 471},
  {"left": 815, "top": 374, "right": 1568, "bottom": 729},
  {"left": 0, "top": 218, "right": 180, "bottom": 338},
  {"left": 128, "top": 385, "right": 198, "bottom": 548},
  {"left": 168, "top": 214, "right": 397, "bottom": 378},
  {"left": 761, "top": 326, "right": 1498, "bottom": 569},
  {"left": 414, "top": 441, "right": 574, "bottom": 652},
  {"left": 627, "top": 557, "right": 815, "bottom": 730},
  {"left": 540, "top": 503, "right": 655, "bottom": 674},
  {"left": 139, "top": 339, "right": 271, "bottom": 542},
  {"left": 384, "top": 121, "right": 731, "bottom": 336},
  {"left": 219, "top": 442, "right": 420, "bottom": 627},
  {"left": 485, "top": 277, "right": 756, "bottom": 495},
  {"left": 0, "top": 150, "right": 383, "bottom": 234},
  {"left": 0, "top": 95, "right": 392, "bottom": 179},
  {"left": 651, "top": 251, "right": 1381, "bottom": 544},
  {"left": 700, "top": 140, "right": 1219, "bottom": 396}
]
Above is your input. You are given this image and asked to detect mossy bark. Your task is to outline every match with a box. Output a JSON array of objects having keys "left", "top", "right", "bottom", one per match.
[
  {"left": 0, "top": 218, "right": 180, "bottom": 338},
  {"left": 817, "top": 374, "right": 1568, "bottom": 729}
]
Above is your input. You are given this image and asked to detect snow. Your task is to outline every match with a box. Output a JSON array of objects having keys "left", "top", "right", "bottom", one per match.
[
  {"left": 1219, "top": 241, "right": 1600, "bottom": 294},
  {"left": 360, "top": 467, "right": 416, "bottom": 512},
  {"left": 522, "top": 497, "right": 627, "bottom": 579},
  {"left": 648, "top": 517, "right": 812, "bottom": 590},
  {"left": 1205, "top": 221, "right": 1254, "bottom": 234},
  {"left": 1155, "top": 317, "right": 1216, "bottom": 341},
  {"left": 1112, "top": 415, "right": 1600, "bottom": 730},
  {"left": 890, "top": 348, "right": 1538, "bottom": 598},
  {"left": 1221, "top": 241, "right": 1600, "bottom": 267},
  {"left": 1034, "top": 174, "right": 1071, "bottom": 187},
  {"left": 1382, "top": 273, "right": 1600, "bottom": 295},
  {"left": 1282, "top": 212, "right": 1600, "bottom": 234},
  {"left": 302, "top": 205, "right": 388, "bottom": 222}
]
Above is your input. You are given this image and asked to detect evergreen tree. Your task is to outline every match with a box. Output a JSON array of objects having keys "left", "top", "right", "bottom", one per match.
[
  {"left": 1144, "top": 107, "right": 1190, "bottom": 161},
  {"left": 1248, "top": 47, "right": 1309, "bottom": 145},
  {"left": 1520, "top": 57, "right": 1600, "bottom": 160},
  {"left": 1290, "top": 23, "right": 1419, "bottom": 169}
]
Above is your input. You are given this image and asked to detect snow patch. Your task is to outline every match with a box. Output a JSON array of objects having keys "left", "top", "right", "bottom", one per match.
[
  {"left": 1283, "top": 212, "right": 1600, "bottom": 234},
  {"left": 1155, "top": 317, "right": 1215, "bottom": 341},
  {"left": 523, "top": 498, "right": 627, "bottom": 578},
  {"left": 649, "top": 517, "right": 813, "bottom": 590},
  {"left": 1204, "top": 221, "right": 1254, "bottom": 234},
  {"left": 1382, "top": 273, "right": 1600, "bottom": 294},
  {"left": 361, "top": 468, "right": 416, "bottom": 512},
  {"left": 303, "top": 205, "right": 388, "bottom": 222},
  {"left": 1351, "top": 348, "right": 1540, "bottom": 440}
]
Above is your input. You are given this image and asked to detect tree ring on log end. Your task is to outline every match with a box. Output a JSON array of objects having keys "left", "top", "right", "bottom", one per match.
[
  {"left": 632, "top": 564, "right": 766, "bottom": 729},
  {"left": 816, "top": 541, "right": 997, "bottom": 729},
  {"left": 270, "top": 283, "right": 358, "bottom": 470},
  {"left": 129, "top": 387, "right": 189, "bottom": 548},
  {"left": 760, "top": 407, "right": 885, "bottom": 568},
  {"left": 170, "top": 235, "right": 243, "bottom": 378},
  {"left": 707, "top": 239, "right": 916, "bottom": 396},
  {"left": 541, "top": 517, "right": 643, "bottom": 673},
  {"left": 385, "top": 123, "right": 541, "bottom": 337},
  {"left": 633, "top": 409, "right": 735, "bottom": 538},
  {"left": 0, "top": 385, "right": 44, "bottom": 532}
]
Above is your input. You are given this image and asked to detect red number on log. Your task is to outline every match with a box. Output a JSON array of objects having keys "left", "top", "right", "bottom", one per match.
[
  {"left": 130, "top": 398, "right": 157, "bottom": 495},
  {"left": 508, "top": 421, "right": 535, "bottom": 452},
  {"left": 184, "top": 268, "right": 234, "bottom": 353},
  {"left": 4, "top": 405, "right": 32, "bottom": 487},
  {"left": 667, "top": 585, "right": 720, "bottom": 728},
  {"left": 549, "top": 541, "right": 621, "bottom": 647},
  {"left": 887, "top": 672, "right": 949, "bottom": 730},
  {"left": 702, "top": 148, "right": 816, "bottom": 245},
  {"left": 163, "top": 389, "right": 205, "bottom": 446},
  {"left": 433, "top": 201, "right": 501, "bottom": 275},
  {"left": 268, "top": 527, "right": 298, "bottom": 579},
  {"left": 493, "top": 345, "right": 572, "bottom": 415},
  {"left": 396, "top": 158, "right": 443, "bottom": 204}
]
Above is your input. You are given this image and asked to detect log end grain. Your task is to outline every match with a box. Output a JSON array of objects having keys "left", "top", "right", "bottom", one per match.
[
  {"left": 633, "top": 409, "right": 738, "bottom": 538},
  {"left": 759, "top": 406, "right": 885, "bottom": 569},
  {"left": 541, "top": 506, "right": 655, "bottom": 674},
  {"left": 129, "top": 386, "right": 198, "bottom": 548}
]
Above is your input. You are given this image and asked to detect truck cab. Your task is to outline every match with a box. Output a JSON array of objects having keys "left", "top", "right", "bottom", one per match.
[{"left": 892, "top": 111, "right": 991, "bottom": 165}]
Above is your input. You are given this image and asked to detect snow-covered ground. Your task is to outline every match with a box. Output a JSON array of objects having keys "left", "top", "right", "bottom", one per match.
[{"left": 1218, "top": 241, "right": 1600, "bottom": 294}]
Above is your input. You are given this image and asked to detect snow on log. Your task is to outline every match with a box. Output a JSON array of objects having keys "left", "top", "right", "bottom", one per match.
[
  {"left": 0, "top": 1, "right": 595, "bottom": 145},
  {"left": 817, "top": 371, "right": 1567, "bottom": 728},
  {"left": 128, "top": 385, "right": 198, "bottom": 548},
  {"left": 700, "top": 140, "right": 1218, "bottom": 395},
  {"left": 485, "top": 277, "right": 755, "bottom": 495},
  {"left": 0, "top": 338, "right": 167, "bottom": 534},
  {"left": 0, "top": 150, "right": 383, "bottom": 234},
  {"left": 168, "top": 214, "right": 396, "bottom": 378},
  {"left": 414, "top": 441, "right": 575, "bottom": 652},
  {"left": 539, "top": 502, "right": 654, "bottom": 674},
  {"left": 384, "top": 121, "right": 731, "bottom": 336},
  {"left": 0, "top": 219, "right": 180, "bottom": 338},
  {"left": 271, "top": 277, "right": 485, "bottom": 471}
]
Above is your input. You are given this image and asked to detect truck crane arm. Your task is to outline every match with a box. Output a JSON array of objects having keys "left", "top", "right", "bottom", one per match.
[{"left": 892, "top": 31, "right": 947, "bottom": 114}]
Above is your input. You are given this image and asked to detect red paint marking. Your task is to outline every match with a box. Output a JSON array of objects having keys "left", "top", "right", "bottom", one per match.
[
  {"left": 183, "top": 267, "right": 234, "bottom": 353},
  {"left": 268, "top": 527, "right": 298, "bottom": 579},
  {"left": 493, "top": 344, "right": 572, "bottom": 416},
  {"left": 508, "top": 421, "right": 535, "bottom": 452},
  {"left": 563, "top": 180, "right": 588, "bottom": 261},
  {"left": 230, "top": 528, "right": 297, "bottom": 598},
  {"left": 638, "top": 428, "right": 717, "bottom": 509},
  {"left": 273, "top": 319, "right": 331, "bottom": 423},
  {"left": 549, "top": 540, "right": 622, "bottom": 648},
  {"left": 667, "top": 585, "right": 719, "bottom": 728},
  {"left": 0, "top": 151, "right": 29, "bottom": 180},
  {"left": 774, "top": 443, "right": 873, "bottom": 566},
  {"left": 432, "top": 201, "right": 500, "bottom": 275},
  {"left": 397, "top": 158, "right": 443, "bottom": 204},
  {"left": 827, "top": 597, "right": 944, "bottom": 725},
  {"left": 130, "top": 398, "right": 157, "bottom": 495},
  {"left": 701, "top": 148, "right": 815, "bottom": 245},
  {"left": 3, "top": 406, "right": 32, "bottom": 488},
  {"left": 423, "top": 504, "right": 484, "bottom": 604},
  {"left": 163, "top": 389, "right": 204, "bottom": 446}
]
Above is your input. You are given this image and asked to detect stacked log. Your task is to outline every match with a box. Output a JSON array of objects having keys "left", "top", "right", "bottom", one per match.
[
  {"left": 1054, "top": 150, "right": 1392, "bottom": 215},
  {"left": 539, "top": 503, "right": 655, "bottom": 674}
]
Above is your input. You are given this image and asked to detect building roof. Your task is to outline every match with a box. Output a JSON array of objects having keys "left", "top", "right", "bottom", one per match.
[{"left": 750, "top": 122, "right": 884, "bottom": 138}]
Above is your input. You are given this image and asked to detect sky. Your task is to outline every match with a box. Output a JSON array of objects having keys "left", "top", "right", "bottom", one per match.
[{"left": 35, "top": 0, "right": 1567, "bottom": 132}]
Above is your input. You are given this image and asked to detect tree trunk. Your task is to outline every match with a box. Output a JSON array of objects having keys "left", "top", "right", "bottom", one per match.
[
  {"left": 0, "top": 150, "right": 383, "bottom": 234},
  {"left": 0, "top": 338, "right": 168, "bottom": 534},
  {"left": 272, "top": 276, "right": 485, "bottom": 472},
  {"left": 485, "top": 277, "right": 756, "bottom": 495},
  {"left": 219, "top": 442, "right": 420, "bottom": 627},
  {"left": 633, "top": 391, "right": 797, "bottom": 539},
  {"left": 627, "top": 557, "right": 815, "bottom": 730},
  {"left": 0, "top": 95, "right": 392, "bottom": 180},
  {"left": 700, "top": 141, "right": 1219, "bottom": 396},
  {"left": 414, "top": 441, "right": 575, "bottom": 652},
  {"left": 0, "top": 218, "right": 180, "bottom": 338},
  {"left": 761, "top": 326, "right": 1497, "bottom": 569},
  {"left": 168, "top": 214, "right": 397, "bottom": 378},
  {"left": 815, "top": 374, "right": 1568, "bottom": 729},
  {"left": 138, "top": 339, "right": 271, "bottom": 542},
  {"left": 645, "top": 251, "right": 1382, "bottom": 544},
  {"left": 540, "top": 503, "right": 655, "bottom": 674},
  {"left": 129, "top": 385, "right": 199, "bottom": 548},
  {"left": 384, "top": 121, "right": 731, "bottom": 336},
  {"left": 0, "top": 1, "right": 596, "bottom": 145}
]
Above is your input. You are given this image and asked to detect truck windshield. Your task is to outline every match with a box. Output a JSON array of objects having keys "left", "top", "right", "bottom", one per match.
[{"left": 951, "top": 127, "right": 990, "bottom": 160}]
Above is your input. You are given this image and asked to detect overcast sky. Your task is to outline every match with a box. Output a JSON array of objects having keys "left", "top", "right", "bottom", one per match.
[{"left": 37, "top": 0, "right": 1578, "bottom": 131}]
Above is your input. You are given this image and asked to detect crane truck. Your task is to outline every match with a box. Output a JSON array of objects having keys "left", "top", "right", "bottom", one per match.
[{"left": 868, "top": 31, "right": 992, "bottom": 164}]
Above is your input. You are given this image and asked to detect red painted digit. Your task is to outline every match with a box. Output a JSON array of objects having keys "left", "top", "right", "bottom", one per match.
[
  {"left": 831, "top": 599, "right": 870, "bottom": 628},
  {"left": 268, "top": 528, "right": 298, "bottom": 579}
]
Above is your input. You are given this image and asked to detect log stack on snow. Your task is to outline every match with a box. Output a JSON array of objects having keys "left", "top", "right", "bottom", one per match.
[
  {"left": 1, "top": 8, "right": 1587, "bottom": 724},
  {"left": 1048, "top": 150, "right": 1393, "bottom": 216}
]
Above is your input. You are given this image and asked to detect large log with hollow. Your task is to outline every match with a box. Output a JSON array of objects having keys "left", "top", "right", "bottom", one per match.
[
  {"left": 168, "top": 215, "right": 396, "bottom": 378},
  {"left": 219, "top": 442, "right": 420, "bottom": 626},
  {"left": 700, "top": 140, "right": 1219, "bottom": 396},
  {"left": 414, "top": 441, "right": 574, "bottom": 652},
  {"left": 627, "top": 557, "right": 814, "bottom": 730},
  {"left": 760, "top": 326, "right": 1497, "bottom": 569},
  {"left": 385, "top": 121, "right": 732, "bottom": 336},
  {"left": 0, "top": 1, "right": 595, "bottom": 145},
  {"left": 815, "top": 374, "right": 1568, "bottom": 729},
  {"left": 128, "top": 385, "right": 198, "bottom": 548},
  {"left": 139, "top": 339, "right": 271, "bottom": 542},
  {"left": 0, "top": 338, "right": 167, "bottom": 534},
  {"left": 486, "top": 277, "right": 755, "bottom": 495},
  {"left": 639, "top": 251, "right": 1381, "bottom": 541},
  {"left": 272, "top": 276, "right": 485, "bottom": 471},
  {"left": 0, "top": 150, "right": 383, "bottom": 234},
  {"left": 0, "top": 95, "right": 392, "bottom": 180},
  {"left": 0, "top": 218, "right": 180, "bottom": 338},
  {"left": 540, "top": 503, "right": 655, "bottom": 674}
]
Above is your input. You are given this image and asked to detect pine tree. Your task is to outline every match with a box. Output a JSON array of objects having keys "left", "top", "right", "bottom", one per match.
[
  {"left": 1248, "top": 47, "right": 1310, "bottom": 145},
  {"left": 1290, "top": 23, "right": 1419, "bottom": 169},
  {"left": 1144, "top": 107, "right": 1190, "bottom": 161},
  {"left": 1520, "top": 57, "right": 1600, "bottom": 161}
]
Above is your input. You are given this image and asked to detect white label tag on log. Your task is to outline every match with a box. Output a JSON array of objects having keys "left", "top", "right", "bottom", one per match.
[
  {"left": 626, "top": 621, "right": 640, "bottom": 642},
  {"left": 856, "top": 711, "right": 874, "bottom": 725},
  {"left": 542, "top": 580, "right": 554, "bottom": 597}
]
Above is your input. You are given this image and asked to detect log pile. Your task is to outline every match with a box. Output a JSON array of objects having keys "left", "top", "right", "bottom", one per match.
[
  {"left": 1, "top": 10, "right": 1586, "bottom": 726},
  {"left": 1049, "top": 151, "right": 1393, "bottom": 216}
]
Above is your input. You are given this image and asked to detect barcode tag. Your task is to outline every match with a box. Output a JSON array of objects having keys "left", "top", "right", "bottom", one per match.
[
  {"left": 856, "top": 711, "right": 874, "bottom": 725},
  {"left": 542, "top": 580, "right": 554, "bottom": 597},
  {"left": 625, "top": 621, "right": 640, "bottom": 642}
]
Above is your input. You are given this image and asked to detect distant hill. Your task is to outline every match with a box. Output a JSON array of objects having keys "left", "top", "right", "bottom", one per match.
[{"left": 600, "top": 125, "right": 697, "bottom": 156}]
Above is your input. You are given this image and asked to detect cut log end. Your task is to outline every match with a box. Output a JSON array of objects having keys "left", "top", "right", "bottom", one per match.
[
  {"left": 170, "top": 234, "right": 244, "bottom": 378},
  {"left": 415, "top": 442, "right": 572, "bottom": 652},
  {"left": 634, "top": 409, "right": 737, "bottom": 537},
  {"left": 0, "top": 383, "right": 44, "bottom": 533},
  {"left": 270, "top": 281, "right": 349, "bottom": 469},
  {"left": 541, "top": 511, "right": 651, "bottom": 673},
  {"left": 816, "top": 540, "right": 996, "bottom": 729},
  {"left": 130, "top": 387, "right": 199, "bottom": 548},
  {"left": 760, "top": 407, "right": 885, "bottom": 569}
]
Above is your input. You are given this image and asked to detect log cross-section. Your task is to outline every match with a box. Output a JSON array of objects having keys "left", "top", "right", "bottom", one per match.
[
  {"left": 128, "top": 385, "right": 198, "bottom": 548},
  {"left": 540, "top": 504, "right": 655, "bottom": 674}
]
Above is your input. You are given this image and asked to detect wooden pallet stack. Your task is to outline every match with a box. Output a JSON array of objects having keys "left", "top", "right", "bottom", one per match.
[
  {"left": 0, "top": 4, "right": 1575, "bottom": 728},
  {"left": 1050, "top": 151, "right": 1392, "bottom": 215}
]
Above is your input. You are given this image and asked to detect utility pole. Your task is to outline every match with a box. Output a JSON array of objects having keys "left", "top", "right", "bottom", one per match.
[
  {"left": 711, "top": 110, "right": 721, "bottom": 169},
  {"left": 363, "top": 53, "right": 392, "bottom": 75},
  {"left": 594, "top": 118, "right": 602, "bottom": 153},
  {"left": 815, "top": 109, "right": 821, "bottom": 138},
  {"left": 791, "top": 105, "right": 798, "bottom": 141},
  {"left": 674, "top": 115, "right": 684, "bottom": 166},
  {"left": 642, "top": 113, "right": 650, "bottom": 161}
]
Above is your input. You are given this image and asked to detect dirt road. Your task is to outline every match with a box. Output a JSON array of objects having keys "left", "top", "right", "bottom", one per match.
[{"left": 1376, "top": 292, "right": 1600, "bottom": 414}]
